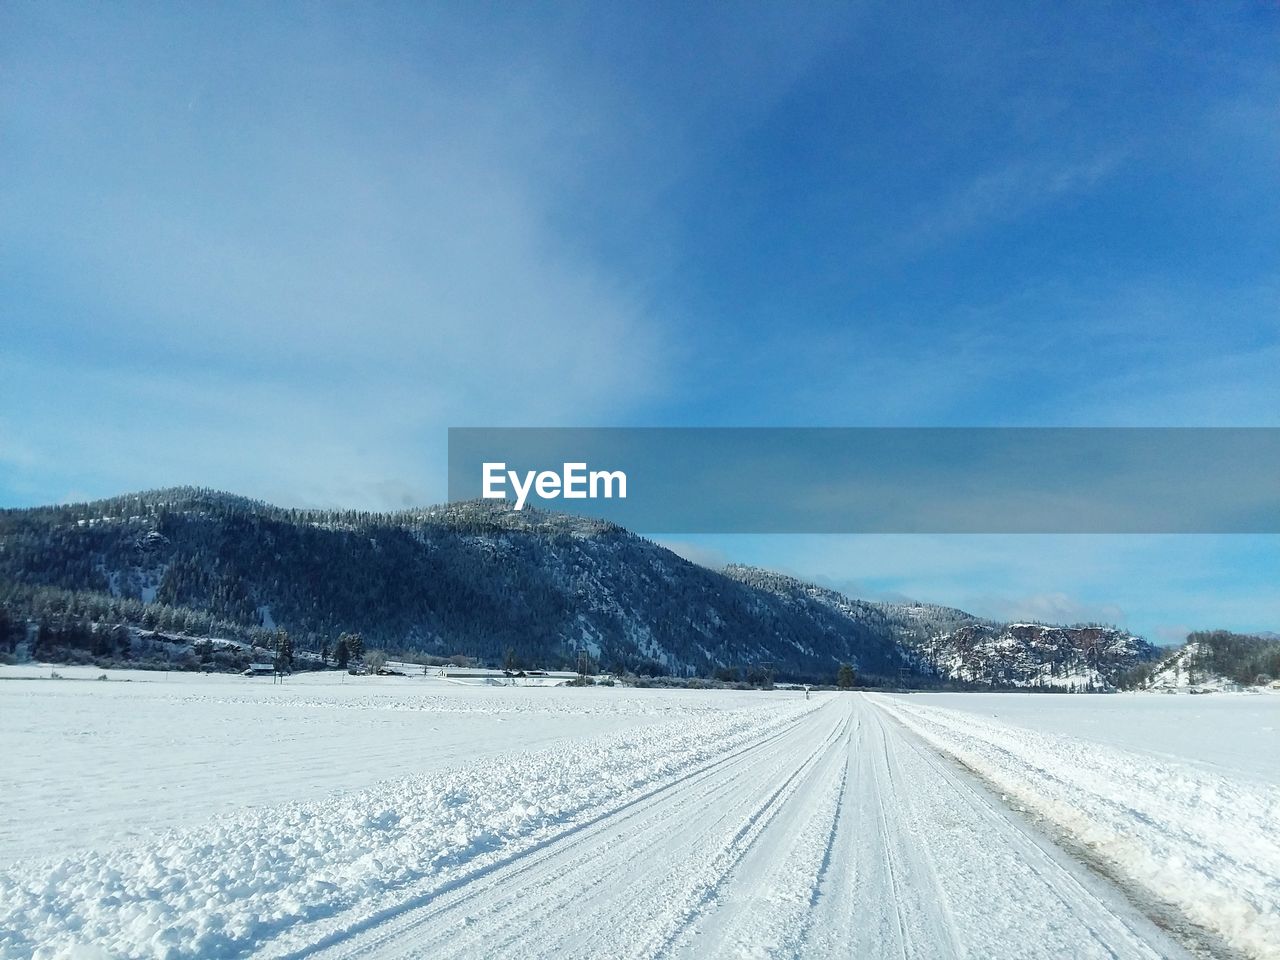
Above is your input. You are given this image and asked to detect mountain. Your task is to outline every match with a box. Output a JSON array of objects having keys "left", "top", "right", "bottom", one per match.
[
  {"left": 913, "top": 622, "right": 1156, "bottom": 691},
  {"left": 0, "top": 488, "right": 914, "bottom": 682},
  {"left": 1140, "top": 631, "right": 1280, "bottom": 692},
  {"left": 719, "top": 566, "right": 1156, "bottom": 690},
  {"left": 0, "top": 488, "right": 1159, "bottom": 686}
]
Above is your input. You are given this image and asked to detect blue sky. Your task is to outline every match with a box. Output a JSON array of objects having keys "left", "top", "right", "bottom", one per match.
[{"left": 3, "top": 2, "right": 1277, "bottom": 641}]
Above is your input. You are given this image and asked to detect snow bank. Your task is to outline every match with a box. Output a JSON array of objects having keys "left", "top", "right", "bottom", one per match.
[
  {"left": 0, "top": 698, "right": 821, "bottom": 959},
  {"left": 146, "top": 689, "right": 731, "bottom": 717},
  {"left": 875, "top": 696, "right": 1280, "bottom": 960}
]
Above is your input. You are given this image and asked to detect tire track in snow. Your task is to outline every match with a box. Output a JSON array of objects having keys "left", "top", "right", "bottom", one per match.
[
  {"left": 871, "top": 706, "right": 962, "bottom": 959},
  {"left": 671, "top": 710, "right": 855, "bottom": 960},
  {"left": 890, "top": 724, "right": 1170, "bottom": 956},
  {"left": 304, "top": 695, "right": 1193, "bottom": 960},
  {"left": 633, "top": 707, "right": 852, "bottom": 959},
  {"left": 422, "top": 707, "right": 848, "bottom": 960},
  {"left": 872, "top": 694, "right": 1265, "bottom": 959},
  {"left": 860, "top": 696, "right": 1191, "bottom": 960},
  {"left": 795, "top": 697, "right": 1189, "bottom": 960},
  {"left": 273, "top": 702, "right": 844, "bottom": 960}
]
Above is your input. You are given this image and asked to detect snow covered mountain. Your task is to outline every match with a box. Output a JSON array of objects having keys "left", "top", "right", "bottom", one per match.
[
  {"left": 721, "top": 566, "right": 1156, "bottom": 689},
  {"left": 913, "top": 622, "right": 1156, "bottom": 691},
  {"left": 1, "top": 488, "right": 1160, "bottom": 686},
  {"left": 0, "top": 489, "right": 914, "bottom": 681},
  {"left": 1140, "top": 630, "right": 1280, "bottom": 692}
]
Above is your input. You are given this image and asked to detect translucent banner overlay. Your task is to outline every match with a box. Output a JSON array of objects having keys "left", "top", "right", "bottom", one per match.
[{"left": 447, "top": 428, "right": 1280, "bottom": 533}]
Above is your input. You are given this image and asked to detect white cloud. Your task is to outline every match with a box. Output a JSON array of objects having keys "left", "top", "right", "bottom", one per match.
[{"left": 963, "top": 591, "right": 1127, "bottom": 628}]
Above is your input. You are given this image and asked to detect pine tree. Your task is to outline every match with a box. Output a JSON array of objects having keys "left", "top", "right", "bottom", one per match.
[
  {"left": 274, "top": 629, "right": 294, "bottom": 671},
  {"left": 836, "top": 663, "right": 855, "bottom": 689},
  {"left": 335, "top": 635, "right": 350, "bottom": 669}
]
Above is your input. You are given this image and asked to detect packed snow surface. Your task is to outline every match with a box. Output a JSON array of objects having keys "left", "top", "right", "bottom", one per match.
[
  {"left": 878, "top": 693, "right": 1280, "bottom": 960},
  {"left": 1, "top": 669, "right": 1272, "bottom": 959}
]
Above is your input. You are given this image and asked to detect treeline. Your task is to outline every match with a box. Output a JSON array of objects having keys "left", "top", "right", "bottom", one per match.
[
  {"left": 0, "top": 584, "right": 337, "bottom": 674},
  {"left": 0, "top": 581, "right": 270, "bottom": 646},
  {"left": 0, "top": 580, "right": 270, "bottom": 670}
]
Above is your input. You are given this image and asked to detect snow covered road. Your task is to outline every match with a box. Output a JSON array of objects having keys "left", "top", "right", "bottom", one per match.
[
  {"left": 297, "top": 696, "right": 1188, "bottom": 960},
  {"left": 4, "top": 683, "right": 1260, "bottom": 959},
  {"left": 877, "top": 693, "right": 1280, "bottom": 960}
]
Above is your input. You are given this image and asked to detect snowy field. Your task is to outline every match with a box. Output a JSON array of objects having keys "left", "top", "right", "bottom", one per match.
[
  {"left": 1, "top": 669, "right": 1276, "bottom": 960},
  {"left": 892, "top": 690, "right": 1280, "bottom": 782},
  {"left": 0, "top": 666, "right": 751, "bottom": 864}
]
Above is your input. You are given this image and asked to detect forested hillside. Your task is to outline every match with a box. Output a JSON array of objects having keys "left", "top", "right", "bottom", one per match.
[
  {"left": 0, "top": 488, "right": 1164, "bottom": 686},
  {"left": 1137, "top": 630, "right": 1280, "bottom": 690},
  {"left": 0, "top": 489, "right": 917, "bottom": 681}
]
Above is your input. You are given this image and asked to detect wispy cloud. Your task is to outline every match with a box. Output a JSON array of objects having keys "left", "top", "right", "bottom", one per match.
[
  {"left": 2, "top": 5, "right": 872, "bottom": 507},
  {"left": 896, "top": 149, "right": 1127, "bottom": 256},
  {"left": 1, "top": 6, "right": 693, "bottom": 507},
  {"left": 964, "top": 591, "right": 1127, "bottom": 628}
]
